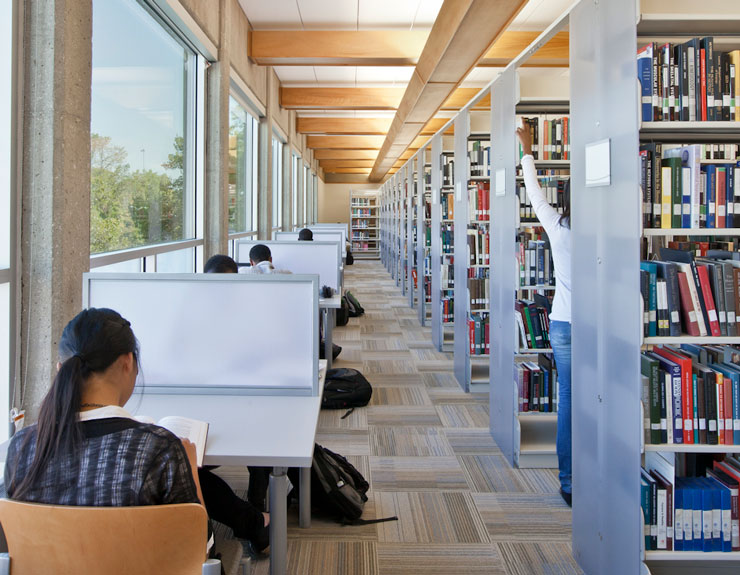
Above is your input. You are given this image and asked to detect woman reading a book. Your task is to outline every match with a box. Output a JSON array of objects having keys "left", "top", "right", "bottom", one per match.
[
  {"left": 5, "top": 307, "right": 204, "bottom": 507},
  {"left": 517, "top": 127, "right": 573, "bottom": 507},
  {"left": 4, "top": 308, "right": 270, "bottom": 555}
]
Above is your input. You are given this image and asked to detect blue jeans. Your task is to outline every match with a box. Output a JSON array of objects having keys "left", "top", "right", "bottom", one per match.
[{"left": 549, "top": 320, "right": 571, "bottom": 494}]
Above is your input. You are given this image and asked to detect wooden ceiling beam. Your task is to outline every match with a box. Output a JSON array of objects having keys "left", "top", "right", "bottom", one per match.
[
  {"left": 313, "top": 149, "right": 378, "bottom": 160},
  {"left": 296, "top": 117, "right": 393, "bottom": 135},
  {"left": 369, "top": 0, "right": 526, "bottom": 182},
  {"left": 323, "top": 167, "right": 372, "bottom": 174},
  {"left": 306, "top": 135, "right": 385, "bottom": 150},
  {"left": 250, "top": 29, "right": 567, "bottom": 67},
  {"left": 319, "top": 159, "right": 376, "bottom": 169},
  {"left": 281, "top": 88, "right": 405, "bottom": 110},
  {"left": 324, "top": 173, "right": 386, "bottom": 184}
]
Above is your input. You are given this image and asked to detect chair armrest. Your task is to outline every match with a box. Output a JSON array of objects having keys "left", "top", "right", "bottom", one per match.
[
  {"left": 0, "top": 552, "right": 9, "bottom": 575},
  {"left": 202, "top": 558, "right": 221, "bottom": 575}
]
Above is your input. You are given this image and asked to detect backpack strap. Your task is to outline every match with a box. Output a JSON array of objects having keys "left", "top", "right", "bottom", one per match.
[
  {"left": 341, "top": 515, "right": 399, "bottom": 526},
  {"left": 340, "top": 408, "right": 355, "bottom": 419}
]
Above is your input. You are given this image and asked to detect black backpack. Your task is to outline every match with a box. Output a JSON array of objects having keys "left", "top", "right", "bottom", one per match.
[
  {"left": 322, "top": 368, "right": 372, "bottom": 410},
  {"left": 289, "top": 444, "right": 397, "bottom": 525},
  {"left": 335, "top": 297, "right": 349, "bottom": 326},
  {"left": 344, "top": 290, "right": 364, "bottom": 317},
  {"left": 346, "top": 250, "right": 354, "bottom": 265}
]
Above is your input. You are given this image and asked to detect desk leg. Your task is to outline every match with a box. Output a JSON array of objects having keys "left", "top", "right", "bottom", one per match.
[
  {"left": 299, "top": 466, "right": 311, "bottom": 528},
  {"left": 323, "top": 308, "right": 332, "bottom": 370},
  {"left": 269, "top": 466, "right": 288, "bottom": 575}
]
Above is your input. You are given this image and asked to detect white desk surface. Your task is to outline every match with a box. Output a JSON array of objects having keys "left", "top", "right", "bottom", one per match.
[
  {"left": 319, "top": 294, "right": 342, "bottom": 309},
  {"left": 124, "top": 360, "right": 327, "bottom": 468}
]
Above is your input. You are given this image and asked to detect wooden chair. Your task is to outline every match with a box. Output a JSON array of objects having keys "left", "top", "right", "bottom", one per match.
[{"left": 0, "top": 499, "right": 222, "bottom": 575}]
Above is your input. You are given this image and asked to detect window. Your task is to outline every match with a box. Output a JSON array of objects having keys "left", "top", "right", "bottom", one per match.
[
  {"left": 228, "top": 95, "right": 258, "bottom": 235},
  {"left": 303, "top": 164, "right": 309, "bottom": 226},
  {"left": 292, "top": 153, "right": 299, "bottom": 229},
  {"left": 90, "top": 0, "right": 200, "bottom": 256},
  {"left": 272, "top": 137, "right": 283, "bottom": 230},
  {"left": 0, "top": 0, "right": 14, "bottom": 442}
]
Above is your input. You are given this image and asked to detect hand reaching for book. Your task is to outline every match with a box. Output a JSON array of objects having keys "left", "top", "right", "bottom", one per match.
[{"left": 516, "top": 127, "right": 533, "bottom": 156}]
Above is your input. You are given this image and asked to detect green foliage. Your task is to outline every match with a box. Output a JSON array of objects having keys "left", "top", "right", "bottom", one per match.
[{"left": 90, "top": 133, "right": 186, "bottom": 254}]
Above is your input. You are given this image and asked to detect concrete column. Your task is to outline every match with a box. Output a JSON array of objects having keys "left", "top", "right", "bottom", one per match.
[
  {"left": 20, "top": 0, "right": 92, "bottom": 420},
  {"left": 204, "top": 0, "right": 229, "bottom": 258},
  {"left": 257, "top": 68, "right": 273, "bottom": 240}
]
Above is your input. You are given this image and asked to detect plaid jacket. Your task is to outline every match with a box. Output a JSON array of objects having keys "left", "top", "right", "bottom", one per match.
[{"left": 4, "top": 418, "right": 199, "bottom": 507}]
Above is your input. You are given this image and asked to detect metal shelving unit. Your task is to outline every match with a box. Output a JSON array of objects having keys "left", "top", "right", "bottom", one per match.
[{"left": 350, "top": 190, "right": 380, "bottom": 260}]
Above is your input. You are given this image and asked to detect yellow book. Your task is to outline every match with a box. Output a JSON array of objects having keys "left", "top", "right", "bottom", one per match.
[{"left": 661, "top": 166, "right": 672, "bottom": 229}]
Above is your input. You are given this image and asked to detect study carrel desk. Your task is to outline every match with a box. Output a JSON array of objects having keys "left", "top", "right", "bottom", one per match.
[{"left": 126, "top": 359, "right": 327, "bottom": 575}]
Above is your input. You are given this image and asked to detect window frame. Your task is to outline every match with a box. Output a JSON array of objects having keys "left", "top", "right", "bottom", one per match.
[
  {"left": 227, "top": 87, "right": 260, "bottom": 239},
  {"left": 271, "top": 134, "right": 284, "bottom": 232}
]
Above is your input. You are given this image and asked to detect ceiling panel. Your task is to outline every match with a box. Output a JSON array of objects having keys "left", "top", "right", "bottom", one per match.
[
  {"left": 313, "top": 66, "right": 358, "bottom": 84},
  {"left": 508, "top": 0, "right": 572, "bottom": 31},
  {"left": 237, "top": 0, "right": 302, "bottom": 29},
  {"left": 411, "top": 0, "right": 445, "bottom": 29},
  {"left": 297, "top": 0, "right": 359, "bottom": 29},
  {"left": 358, "top": 0, "right": 425, "bottom": 30},
  {"left": 273, "top": 66, "right": 318, "bottom": 84},
  {"left": 355, "top": 66, "right": 415, "bottom": 85},
  {"left": 460, "top": 67, "right": 502, "bottom": 88}
]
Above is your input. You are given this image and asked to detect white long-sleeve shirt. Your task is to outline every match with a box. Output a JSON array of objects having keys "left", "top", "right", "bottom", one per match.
[{"left": 521, "top": 154, "right": 571, "bottom": 323}]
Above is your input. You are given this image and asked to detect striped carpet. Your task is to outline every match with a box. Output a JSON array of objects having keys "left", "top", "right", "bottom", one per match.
[{"left": 215, "top": 260, "right": 583, "bottom": 575}]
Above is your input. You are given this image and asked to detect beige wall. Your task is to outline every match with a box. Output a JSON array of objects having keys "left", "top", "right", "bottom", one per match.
[{"left": 318, "top": 182, "right": 379, "bottom": 225}]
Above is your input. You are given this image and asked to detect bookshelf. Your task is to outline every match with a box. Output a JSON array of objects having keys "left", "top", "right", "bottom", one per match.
[
  {"left": 408, "top": 160, "right": 418, "bottom": 308},
  {"left": 453, "top": 106, "right": 492, "bottom": 393},
  {"left": 570, "top": 0, "right": 740, "bottom": 574},
  {"left": 416, "top": 149, "right": 433, "bottom": 326},
  {"left": 350, "top": 190, "right": 380, "bottom": 260},
  {"left": 431, "top": 134, "right": 456, "bottom": 353}
]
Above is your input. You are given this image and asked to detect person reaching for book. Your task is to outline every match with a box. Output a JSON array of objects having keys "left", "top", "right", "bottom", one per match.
[{"left": 517, "top": 126, "right": 573, "bottom": 507}]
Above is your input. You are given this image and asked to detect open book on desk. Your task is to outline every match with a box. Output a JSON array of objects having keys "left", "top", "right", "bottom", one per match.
[{"left": 134, "top": 415, "right": 209, "bottom": 467}]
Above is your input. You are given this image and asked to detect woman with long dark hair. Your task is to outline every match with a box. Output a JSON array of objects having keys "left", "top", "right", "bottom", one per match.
[
  {"left": 517, "top": 127, "right": 572, "bottom": 507},
  {"left": 5, "top": 308, "right": 202, "bottom": 506}
]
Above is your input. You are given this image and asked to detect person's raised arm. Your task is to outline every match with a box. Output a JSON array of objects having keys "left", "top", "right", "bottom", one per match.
[{"left": 516, "top": 127, "right": 562, "bottom": 234}]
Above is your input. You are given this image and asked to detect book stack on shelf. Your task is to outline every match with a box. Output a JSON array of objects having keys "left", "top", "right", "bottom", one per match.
[
  {"left": 467, "top": 178, "right": 491, "bottom": 363},
  {"left": 637, "top": 38, "right": 739, "bottom": 124},
  {"left": 516, "top": 354, "right": 558, "bottom": 414},
  {"left": 518, "top": 236, "right": 556, "bottom": 289},
  {"left": 442, "top": 153, "right": 454, "bottom": 187},
  {"left": 633, "top": 17, "right": 740, "bottom": 569},
  {"left": 424, "top": 161, "right": 432, "bottom": 307},
  {"left": 518, "top": 170, "right": 569, "bottom": 224},
  {"left": 468, "top": 140, "right": 491, "bottom": 178},
  {"left": 517, "top": 115, "right": 570, "bottom": 162},
  {"left": 350, "top": 191, "right": 380, "bottom": 259}
]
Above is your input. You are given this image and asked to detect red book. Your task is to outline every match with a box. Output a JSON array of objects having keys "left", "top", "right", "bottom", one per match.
[
  {"left": 697, "top": 265, "right": 722, "bottom": 336},
  {"left": 521, "top": 367, "right": 530, "bottom": 412},
  {"left": 676, "top": 272, "right": 700, "bottom": 336},
  {"left": 717, "top": 168, "right": 727, "bottom": 228},
  {"left": 700, "top": 48, "right": 707, "bottom": 121},
  {"left": 469, "top": 318, "right": 475, "bottom": 355},
  {"left": 653, "top": 346, "right": 694, "bottom": 444}
]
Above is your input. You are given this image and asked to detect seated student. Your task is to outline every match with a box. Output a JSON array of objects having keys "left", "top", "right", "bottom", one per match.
[
  {"left": 239, "top": 244, "right": 291, "bottom": 275},
  {"left": 4, "top": 308, "right": 202, "bottom": 508},
  {"left": 4, "top": 307, "right": 270, "bottom": 556},
  {"left": 297, "top": 228, "right": 313, "bottom": 241}
]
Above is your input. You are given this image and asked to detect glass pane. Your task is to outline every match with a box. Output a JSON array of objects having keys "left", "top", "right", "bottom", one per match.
[
  {"left": 272, "top": 138, "right": 283, "bottom": 229},
  {"left": 0, "top": 282, "right": 10, "bottom": 443},
  {"left": 91, "top": 0, "right": 193, "bottom": 255},
  {"left": 0, "top": 1, "right": 11, "bottom": 269},
  {"left": 228, "top": 96, "right": 248, "bottom": 234},
  {"left": 156, "top": 247, "right": 194, "bottom": 273},
  {"left": 93, "top": 258, "right": 143, "bottom": 273},
  {"left": 292, "top": 155, "right": 299, "bottom": 228}
]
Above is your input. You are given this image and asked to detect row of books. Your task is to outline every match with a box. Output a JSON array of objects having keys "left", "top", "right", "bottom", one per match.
[
  {"left": 468, "top": 182, "right": 491, "bottom": 221},
  {"left": 642, "top": 453, "right": 740, "bottom": 552},
  {"left": 518, "top": 239, "right": 555, "bottom": 287},
  {"left": 441, "top": 192, "right": 454, "bottom": 221},
  {"left": 517, "top": 116, "right": 570, "bottom": 161},
  {"left": 641, "top": 344, "right": 740, "bottom": 446},
  {"left": 352, "top": 220, "right": 374, "bottom": 229},
  {"left": 441, "top": 225, "right": 454, "bottom": 254},
  {"left": 467, "top": 227, "right": 490, "bottom": 267},
  {"left": 351, "top": 209, "right": 375, "bottom": 217},
  {"left": 698, "top": 143, "right": 740, "bottom": 161},
  {"left": 468, "top": 313, "right": 490, "bottom": 356},
  {"left": 442, "top": 296, "right": 454, "bottom": 323},
  {"left": 442, "top": 156, "right": 454, "bottom": 187},
  {"left": 350, "top": 198, "right": 374, "bottom": 206},
  {"left": 660, "top": 238, "right": 740, "bottom": 259},
  {"left": 516, "top": 355, "right": 558, "bottom": 413},
  {"left": 641, "top": 143, "right": 740, "bottom": 229},
  {"left": 468, "top": 141, "right": 491, "bottom": 178},
  {"left": 441, "top": 261, "right": 454, "bottom": 290},
  {"left": 637, "top": 39, "right": 740, "bottom": 123},
  {"left": 515, "top": 299, "right": 551, "bottom": 350},
  {"left": 517, "top": 171, "right": 569, "bottom": 223},
  {"left": 468, "top": 273, "right": 489, "bottom": 313},
  {"left": 641, "top": 248, "right": 740, "bottom": 338},
  {"left": 351, "top": 232, "right": 376, "bottom": 240}
]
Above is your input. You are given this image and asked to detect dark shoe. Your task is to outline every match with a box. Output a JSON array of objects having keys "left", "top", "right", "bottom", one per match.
[
  {"left": 251, "top": 517, "right": 270, "bottom": 553},
  {"left": 332, "top": 344, "right": 342, "bottom": 360},
  {"left": 241, "top": 539, "right": 269, "bottom": 560},
  {"left": 560, "top": 488, "right": 572, "bottom": 507}
]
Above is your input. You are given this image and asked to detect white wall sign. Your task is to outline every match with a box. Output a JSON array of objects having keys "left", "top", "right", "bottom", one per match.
[
  {"left": 585, "top": 139, "right": 611, "bottom": 187},
  {"left": 495, "top": 169, "right": 506, "bottom": 196}
]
